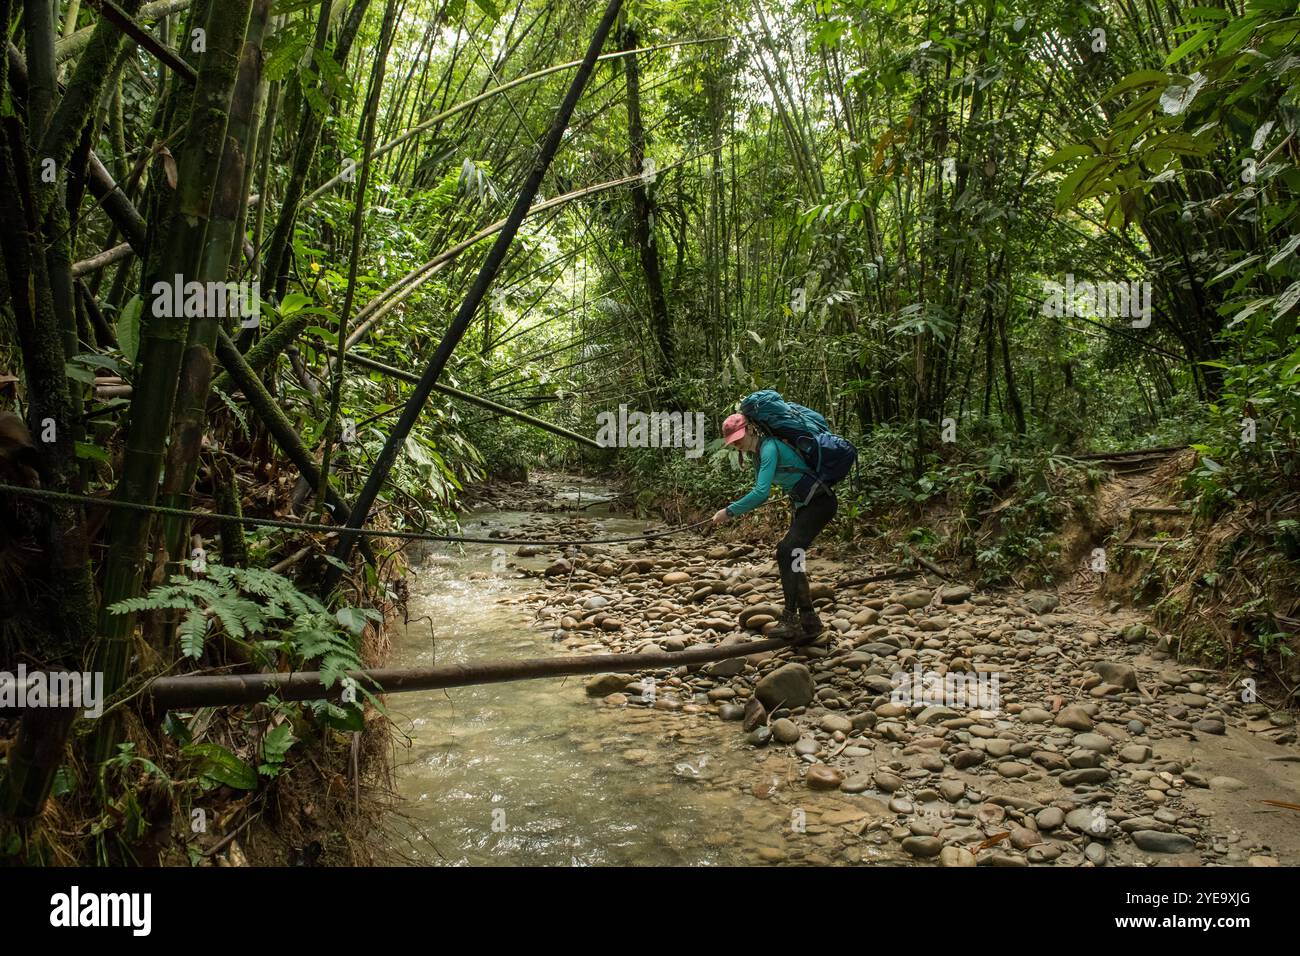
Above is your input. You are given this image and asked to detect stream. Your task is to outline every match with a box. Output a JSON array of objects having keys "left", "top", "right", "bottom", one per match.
[{"left": 385, "top": 477, "right": 798, "bottom": 866}]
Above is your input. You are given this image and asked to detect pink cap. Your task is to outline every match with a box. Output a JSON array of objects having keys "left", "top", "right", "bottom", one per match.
[{"left": 722, "top": 413, "right": 748, "bottom": 445}]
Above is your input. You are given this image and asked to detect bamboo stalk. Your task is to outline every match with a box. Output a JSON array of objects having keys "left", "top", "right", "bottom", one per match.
[
  {"left": 345, "top": 353, "right": 604, "bottom": 449},
  {"left": 92, "top": 0, "right": 256, "bottom": 764},
  {"left": 325, "top": 0, "right": 628, "bottom": 583}
]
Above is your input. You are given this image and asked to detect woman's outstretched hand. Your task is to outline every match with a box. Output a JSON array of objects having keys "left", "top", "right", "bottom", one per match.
[{"left": 712, "top": 508, "right": 730, "bottom": 525}]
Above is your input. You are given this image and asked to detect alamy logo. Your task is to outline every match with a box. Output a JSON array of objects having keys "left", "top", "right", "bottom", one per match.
[
  {"left": 151, "top": 274, "right": 260, "bottom": 327},
  {"left": 594, "top": 405, "right": 706, "bottom": 458},
  {"left": 1041, "top": 274, "right": 1151, "bottom": 328},
  {"left": 0, "top": 666, "right": 104, "bottom": 718},
  {"left": 49, "top": 886, "right": 151, "bottom": 936}
]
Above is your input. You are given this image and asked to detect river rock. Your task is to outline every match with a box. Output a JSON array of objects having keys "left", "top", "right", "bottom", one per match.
[
  {"left": 898, "top": 589, "right": 932, "bottom": 609},
  {"left": 939, "top": 846, "right": 977, "bottom": 867},
  {"left": 772, "top": 718, "right": 800, "bottom": 744},
  {"left": 1119, "top": 744, "right": 1151, "bottom": 763},
  {"left": 806, "top": 765, "right": 843, "bottom": 790},
  {"left": 586, "top": 673, "right": 631, "bottom": 697},
  {"left": 755, "top": 662, "right": 815, "bottom": 709},
  {"left": 718, "top": 703, "right": 746, "bottom": 721},
  {"left": 1023, "top": 592, "right": 1060, "bottom": 615},
  {"left": 820, "top": 714, "right": 853, "bottom": 734},
  {"left": 873, "top": 770, "right": 905, "bottom": 793},
  {"left": 1094, "top": 661, "right": 1138, "bottom": 690},
  {"left": 1060, "top": 768, "right": 1110, "bottom": 787},
  {"left": 902, "top": 836, "right": 943, "bottom": 858},
  {"left": 940, "top": 585, "right": 973, "bottom": 604},
  {"left": 1131, "top": 830, "right": 1195, "bottom": 853},
  {"left": 1054, "top": 706, "right": 1094, "bottom": 731}
]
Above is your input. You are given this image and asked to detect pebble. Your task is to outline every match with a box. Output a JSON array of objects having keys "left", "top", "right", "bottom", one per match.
[
  {"left": 771, "top": 718, "right": 800, "bottom": 744},
  {"left": 806, "top": 765, "right": 844, "bottom": 790},
  {"left": 1131, "top": 830, "right": 1196, "bottom": 853},
  {"left": 901, "top": 836, "right": 943, "bottom": 858}
]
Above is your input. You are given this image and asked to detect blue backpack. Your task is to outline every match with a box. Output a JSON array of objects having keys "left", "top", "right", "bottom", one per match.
[{"left": 739, "top": 389, "right": 857, "bottom": 502}]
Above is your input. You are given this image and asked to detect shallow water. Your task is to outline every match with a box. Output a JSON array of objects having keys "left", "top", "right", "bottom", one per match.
[{"left": 385, "top": 480, "right": 802, "bottom": 866}]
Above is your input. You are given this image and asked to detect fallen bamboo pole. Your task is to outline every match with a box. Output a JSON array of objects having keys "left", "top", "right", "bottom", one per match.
[
  {"left": 146, "top": 637, "right": 789, "bottom": 709},
  {"left": 345, "top": 353, "right": 603, "bottom": 450}
]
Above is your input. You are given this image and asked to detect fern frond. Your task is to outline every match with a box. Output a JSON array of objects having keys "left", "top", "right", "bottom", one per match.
[{"left": 178, "top": 610, "right": 210, "bottom": 658}]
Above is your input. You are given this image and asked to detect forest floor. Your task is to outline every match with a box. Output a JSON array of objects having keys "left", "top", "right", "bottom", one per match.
[{"left": 458, "top": 471, "right": 1300, "bottom": 866}]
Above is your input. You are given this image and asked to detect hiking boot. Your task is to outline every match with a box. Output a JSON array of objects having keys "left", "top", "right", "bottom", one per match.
[
  {"left": 798, "top": 608, "right": 824, "bottom": 641},
  {"left": 768, "top": 609, "right": 807, "bottom": 644}
]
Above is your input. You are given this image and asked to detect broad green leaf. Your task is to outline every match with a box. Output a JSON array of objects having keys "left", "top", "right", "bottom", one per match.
[
  {"left": 1267, "top": 235, "right": 1300, "bottom": 270},
  {"left": 1207, "top": 254, "right": 1260, "bottom": 286},
  {"left": 183, "top": 743, "right": 258, "bottom": 790},
  {"left": 279, "top": 292, "right": 312, "bottom": 316},
  {"left": 1165, "top": 28, "right": 1214, "bottom": 66},
  {"left": 116, "top": 295, "right": 142, "bottom": 365},
  {"left": 1102, "top": 70, "right": 1171, "bottom": 100},
  {"left": 1274, "top": 280, "right": 1300, "bottom": 317}
]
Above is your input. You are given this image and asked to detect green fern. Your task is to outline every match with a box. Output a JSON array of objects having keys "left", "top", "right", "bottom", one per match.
[{"left": 107, "top": 565, "right": 373, "bottom": 679}]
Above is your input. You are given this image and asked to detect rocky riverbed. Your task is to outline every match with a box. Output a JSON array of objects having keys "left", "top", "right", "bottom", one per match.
[{"left": 484, "top": 489, "right": 1300, "bottom": 867}]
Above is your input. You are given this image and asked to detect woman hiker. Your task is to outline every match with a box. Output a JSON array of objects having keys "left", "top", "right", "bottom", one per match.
[{"left": 712, "top": 412, "right": 838, "bottom": 645}]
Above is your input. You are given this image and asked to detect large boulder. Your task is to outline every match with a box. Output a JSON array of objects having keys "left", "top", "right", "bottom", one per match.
[{"left": 754, "top": 662, "right": 815, "bottom": 709}]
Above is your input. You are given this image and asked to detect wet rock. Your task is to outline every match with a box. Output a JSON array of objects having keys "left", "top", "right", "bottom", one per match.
[
  {"left": 902, "top": 836, "right": 943, "bottom": 858},
  {"left": 772, "top": 718, "right": 800, "bottom": 744},
  {"left": 545, "top": 558, "right": 572, "bottom": 577},
  {"left": 755, "top": 662, "right": 815, "bottom": 709},
  {"left": 1009, "top": 827, "right": 1041, "bottom": 850},
  {"left": 586, "top": 673, "right": 632, "bottom": 697},
  {"left": 718, "top": 703, "right": 746, "bottom": 721},
  {"left": 743, "top": 697, "right": 767, "bottom": 732},
  {"left": 806, "top": 765, "right": 843, "bottom": 790},
  {"left": 939, "top": 846, "right": 977, "bottom": 867}
]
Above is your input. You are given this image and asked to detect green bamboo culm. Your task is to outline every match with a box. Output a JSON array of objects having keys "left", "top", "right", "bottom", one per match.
[
  {"left": 91, "top": 0, "right": 257, "bottom": 766},
  {"left": 159, "top": 0, "right": 272, "bottom": 568}
]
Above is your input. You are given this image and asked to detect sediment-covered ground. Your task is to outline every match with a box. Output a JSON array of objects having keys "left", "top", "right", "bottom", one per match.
[{"left": 479, "top": 481, "right": 1300, "bottom": 867}]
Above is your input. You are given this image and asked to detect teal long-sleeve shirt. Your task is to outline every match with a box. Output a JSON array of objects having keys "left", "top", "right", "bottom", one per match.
[{"left": 725, "top": 437, "right": 812, "bottom": 516}]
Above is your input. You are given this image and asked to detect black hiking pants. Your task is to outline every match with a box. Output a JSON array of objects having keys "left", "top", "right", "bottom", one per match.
[{"left": 776, "top": 486, "right": 838, "bottom": 612}]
